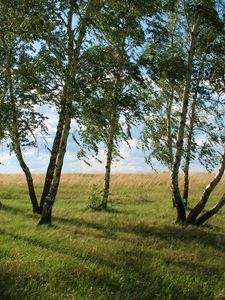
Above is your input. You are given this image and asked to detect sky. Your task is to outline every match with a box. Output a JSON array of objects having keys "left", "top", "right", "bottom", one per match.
[
  {"left": 1, "top": 8, "right": 222, "bottom": 175},
  {"left": 0, "top": 106, "right": 207, "bottom": 174}
]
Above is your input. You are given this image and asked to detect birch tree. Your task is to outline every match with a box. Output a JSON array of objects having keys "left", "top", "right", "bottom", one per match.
[
  {"left": 38, "top": 0, "right": 100, "bottom": 224},
  {"left": 0, "top": 0, "right": 49, "bottom": 213},
  {"left": 73, "top": 0, "right": 158, "bottom": 209},
  {"left": 75, "top": 46, "right": 145, "bottom": 209},
  {"left": 141, "top": 0, "right": 225, "bottom": 224}
]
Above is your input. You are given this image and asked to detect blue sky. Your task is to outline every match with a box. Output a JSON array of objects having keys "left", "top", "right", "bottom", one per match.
[
  {"left": 0, "top": 133, "right": 206, "bottom": 174},
  {"left": 0, "top": 106, "right": 206, "bottom": 174}
]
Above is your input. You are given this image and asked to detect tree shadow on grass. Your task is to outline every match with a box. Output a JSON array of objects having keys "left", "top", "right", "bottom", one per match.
[
  {"left": 0, "top": 228, "right": 213, "bottom": 300},
  {"left": 1, "top": 205, "right": 41, "bottom": 220},
  {"left": 126, "top": 223, "right": 225, "bottom": 251},
  {"left": 54, "top": 215, "right": 225, "bottom": 253},
  {"left": 2, "top": 205, "right": 28, "bottom": 215},
  {"left": 2, "top": 204, "right": 225, "bottom": 254},
  {"left": 164, "top": 256, "right": 225, "bottom": 274},
  {"left": 0, "top": 225, "right": 116, "bottom": 259},
  {"left": 1, "top": 229, "right": 221, "bottom": 300},
  {"left": 0, "top": 268, "right": 45, "bottom": 300},
  {"left": 89, "top": 206, "right": 123, "bottom": 214},
  {"left": 1, "top": 200, "right": 225, "bottom": 300}
]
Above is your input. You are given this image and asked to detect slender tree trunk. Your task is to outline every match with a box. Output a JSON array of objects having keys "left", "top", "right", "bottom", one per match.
[
  {"left": 14, "top": 146, "right": 40, "bottom": 213},
  {"left": 1, "top": 34, "right": 39, "bottom": 213},
  {"left": 166, "top": 87, "right": 175, "bottom": 207},
  {"left": 195, "top": 192, "right": 225, "bottom": 225},
  {"left": 186, "top": 149, "right": 225, "bottom": 225},
  {"left": 101, "top": 116, "right": 116, "bottom": 209},
  {"left": 39, "top": 100, "right": 66, "bottom": 213},
  {"left": 39, "top": 115, "right": 71, "bottom": 224},
  {"left": 171, "top": 14, "right": 202, "bottom": 223},
  {"left": 100, "top": 32, "right": 124, "bottom": 209},
  {"left": 182, "top": 96, "right": 197, "bottom": 208},
  {"left": 11, "top": 85, "right": 40, "bottom": 214},
  {"left": 167, "top": 89, "right": 174, "bottom": 170},
  {"left": 182, "top": 55, "right": 206, "bottom": 208},
  {"left": 182, "top": 169, "right": 189, "bottom": 207},
  {"left": 39, "top": 0, "right": 98, "bottom": 224}
]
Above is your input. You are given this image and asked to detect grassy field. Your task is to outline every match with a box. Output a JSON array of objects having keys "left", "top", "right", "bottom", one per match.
[{"left": 0, "top": 173, "right": 225, "bottom": 300}]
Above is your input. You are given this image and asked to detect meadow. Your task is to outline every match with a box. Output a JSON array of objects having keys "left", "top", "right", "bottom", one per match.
[{"left": 0, "top": 173, "right": 225, "bottom": 300}]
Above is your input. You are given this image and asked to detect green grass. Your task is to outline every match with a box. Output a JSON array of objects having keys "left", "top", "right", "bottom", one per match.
[{"left": 0, "top": 173, "right": 225, "bottom": 300}]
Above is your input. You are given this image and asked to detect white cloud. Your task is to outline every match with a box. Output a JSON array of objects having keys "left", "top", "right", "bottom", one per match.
[
  {"left": 0, "top": 152, "right": 15, "bottom": 164},
  {"left": 0, "top": 110, "right": 217, "bottom": 174}
]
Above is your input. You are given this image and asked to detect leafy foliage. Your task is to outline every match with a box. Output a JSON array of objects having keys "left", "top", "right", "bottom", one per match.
[{"left": 140, "top": 0, "right": 225, "bottom": 171}]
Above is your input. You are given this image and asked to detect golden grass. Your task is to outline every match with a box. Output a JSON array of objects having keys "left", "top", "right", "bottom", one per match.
[{"left": 0, "top": 172, "right": 224, "bottom": 192}]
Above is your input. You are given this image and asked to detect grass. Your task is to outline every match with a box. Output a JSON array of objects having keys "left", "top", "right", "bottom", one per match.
[{"left": 0, "top": 173, "right": 225, "bottom": 300}]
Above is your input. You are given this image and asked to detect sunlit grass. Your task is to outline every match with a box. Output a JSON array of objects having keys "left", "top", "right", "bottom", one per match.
[{"left": 0, "top": 173, "right": 225, "bottom": 300}]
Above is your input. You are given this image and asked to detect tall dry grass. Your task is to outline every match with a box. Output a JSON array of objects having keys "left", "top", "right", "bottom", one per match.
[{"left": 0, "top": 172, "right": 224, "bottom": 193}]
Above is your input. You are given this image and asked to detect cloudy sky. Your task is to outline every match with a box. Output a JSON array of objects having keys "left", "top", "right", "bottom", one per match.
[{"left": 0, "top": 107, "right": 206, "bottom": 174}]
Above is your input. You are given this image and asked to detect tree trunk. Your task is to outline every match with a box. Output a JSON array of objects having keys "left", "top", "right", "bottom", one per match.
[
  {"left": 1, "top": 34, "right": 39, "bottom": 213},
  {"left": 186, "top": 149, "right": 225, "bottom": 225},
  {"left": 39, "top": 0, "right": 98, "bottom": 224},
  {"left": 195, "top": 192, "right": 225, "bottom": 225},
  {"left": 101, "top": 116, "right": 116, "bottom": 209},
  {"left": 171, "top": 170, "right": 186, "bottom": 222},
  {"left": 39, "top": 116, "right": 71, "bottom": 224},
  {"left": 166, "top": 87, "right": 175, "bottom": 207},
  {"left": 182, "top": 169, "right": 189, "bottom": 208},
  {"left": 38, "top": 198, "right": 52, "bottom": 225},
  {"left": 182, "top": 55, "right": 206, "bottom": 208},
  {"left": 15, "top": 148, "right": 40, "bottom": 213},
  {"left": 182, "top": 94, "right": 197, "bottom": 208},
  {"left": 171, "top": 14, "right": 202, "bottom": 223},
  {"left": 39, "top": 101, "right": 66, "bottom": 213}
]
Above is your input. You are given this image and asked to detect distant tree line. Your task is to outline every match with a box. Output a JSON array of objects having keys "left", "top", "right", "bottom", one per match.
[{"left": 0, "top": 0, "right": 224, "bottom": 226}]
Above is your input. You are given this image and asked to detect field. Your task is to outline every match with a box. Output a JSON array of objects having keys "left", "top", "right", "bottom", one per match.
[{"left": 0, "top": 173, "right": 225, "bottom": 300}]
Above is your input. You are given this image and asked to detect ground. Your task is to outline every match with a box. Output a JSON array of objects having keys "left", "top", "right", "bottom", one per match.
[{"left": 0, "top": 173, "right": 225, "bottom": 300}]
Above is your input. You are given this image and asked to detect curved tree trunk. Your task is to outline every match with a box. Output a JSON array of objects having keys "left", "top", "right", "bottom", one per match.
[
  {"left": 195, "top": 192, "right": 225, "bottom": 225},
  {"left": 186, "top": 149, "right": 225, "bottom": 225},
  {"left": 14, "top": 146, "right": 40, "bottom": 213},
  {"left": 2, "top": 34, "right": 40, "bottom": 213},
  {"left": 171, "top": 13, "right": 202, "bottom": 223},
  {"left": 182, "top": 55, "right": 206, "bottom": 208},
  {"left": 39, "top": 116, "right": 71, "bottom": 224},
  {"left": 39, "top": 101, "right": 66, "bottom": 213}
]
